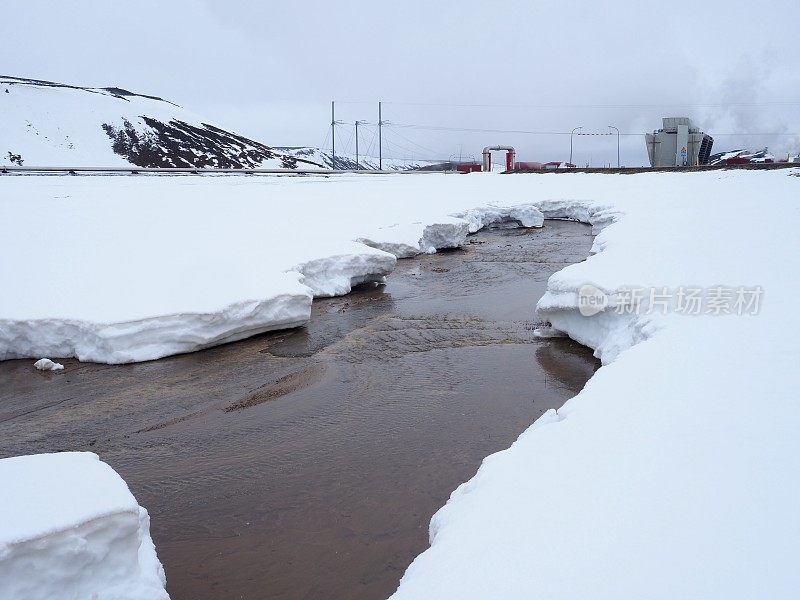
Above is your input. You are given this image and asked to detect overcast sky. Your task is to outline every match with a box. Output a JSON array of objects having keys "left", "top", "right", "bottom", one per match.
[{"left": 3, "top": 1, "right": 799, "bottom": 165}]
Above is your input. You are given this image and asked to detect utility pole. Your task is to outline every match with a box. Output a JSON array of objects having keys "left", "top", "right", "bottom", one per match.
[
  {"left": 608, "top": 125, "right": 620, "bottom": 168},
  {"left": 378, "top": 102, "right": 382, "bottom": 171},
  {"left": 331, "top": 101, "right": 336, "bottom": 170},
  {"left": 570, "top": 126, "right": 582, "bottom": 165},
  {"left": 355, "top": 120, "right": 367, "bottom": 170}
]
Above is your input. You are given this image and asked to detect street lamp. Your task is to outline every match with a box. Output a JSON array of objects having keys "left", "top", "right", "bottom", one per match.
[
  {"left": 570, "top": 127, "right": 582, "bottom": 165},
  {"left": 355, "top": 120, "right": 367, "bottom": 170},
  {"left": 608, "top": 125, "right": 620, "bottom": 168}
]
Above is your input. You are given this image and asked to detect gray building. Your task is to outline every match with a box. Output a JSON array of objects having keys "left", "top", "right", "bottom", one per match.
[{"left": 645, "top": 117, "right": 713, "bottom": 167}]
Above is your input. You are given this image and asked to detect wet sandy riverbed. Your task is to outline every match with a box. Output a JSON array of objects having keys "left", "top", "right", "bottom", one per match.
[{"left": 0, "top": 220, "right": 598, "bottom": 600}]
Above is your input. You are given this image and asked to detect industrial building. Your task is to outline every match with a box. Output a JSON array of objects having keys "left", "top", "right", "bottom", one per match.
[{"left": 645, "top": 117, "right": 713, "bottom": 167}]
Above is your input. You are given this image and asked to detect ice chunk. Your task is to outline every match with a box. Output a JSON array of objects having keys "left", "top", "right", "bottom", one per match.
[{"left": 33, "top": 358, "right": 64, "bottom": 371}]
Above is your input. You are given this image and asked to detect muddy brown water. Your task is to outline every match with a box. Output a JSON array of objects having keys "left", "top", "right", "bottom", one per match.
[{"left": 0, "top": 220, "right": 599, "bottom": 600}]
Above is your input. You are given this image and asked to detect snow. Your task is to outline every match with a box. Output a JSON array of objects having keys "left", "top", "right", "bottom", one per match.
[
  {"left": 292, "top": 245, "right": 397, "bottom": 297},
  {"left": 390, "top": 168, "right": 800, "bottom": 600},
  {"left": 451, "top": 203, "right": 545, "bottom": 232},
  {"left": 0, "top": 452, "right": 168, "bottom": 600},
  {"left": 0, "top": 76, "right": 313, "bottom": 169},
  {"left": 708, "top": 147, "right": 776, "bottom": 165},
  {"left": 0, "top": 173, "right": 544, "bottom": 364},
  {"left": 277, "top": 146, "right": 444, "bottom": 171},
  {"left": 33, "top": 358, "right": 63, "bottom": 371},
  {"left": 1, "top": 78, "right": 133, "bottom": 168},
  {"left": 356, "top": 217, "right": 471, "bottom": 258}
]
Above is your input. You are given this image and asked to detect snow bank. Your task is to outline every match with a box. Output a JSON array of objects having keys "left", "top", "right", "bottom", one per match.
[
  {"left": 3, "top": 282, "right": 311, "bottom": 364},
  {"left": 356, "top": 217, "right": 472, "bottom": 258},
  {"left": 0, "top": 452, "right": 168, "bottom": 600},
  {"left": 292, "top": 244, "right": 397, "bottom": 297},
  {"left": 0, "top": 174, "right": 544, "bottom": 364},
  {"left": 391, "top": 168, "right": 800, "bottom": 599},
  {"left": 451, "top": 203, "right": 544, "bottom": 232}
]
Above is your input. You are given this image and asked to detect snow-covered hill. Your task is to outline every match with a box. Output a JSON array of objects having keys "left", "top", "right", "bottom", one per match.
[
  {"left": 0, "top": 76, "right": 323, "bottom": 169},
  {"left": 277, "top": 146, "right": 444, "bottom": 171},
  {"left": 0, "top": 76, "right": 442, "bottom": 171},
  {"left": 707, "top": 147, "right": 776, "bottom": 166}
]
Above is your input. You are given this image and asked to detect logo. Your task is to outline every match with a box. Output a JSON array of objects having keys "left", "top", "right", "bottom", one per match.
[{"left": 578, "top": 284, "right": 608, "bottom": 316}]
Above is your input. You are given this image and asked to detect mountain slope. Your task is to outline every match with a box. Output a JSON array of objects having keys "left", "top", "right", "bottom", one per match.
[
  {"left": 277, "top": 146, "right": 443, "bottom": 171},
  {"left": 707, "top": 147, "right": 775, "bottom": 165},
  {"left": 0, "top": 76, "right": 322, "bottom": 169}
]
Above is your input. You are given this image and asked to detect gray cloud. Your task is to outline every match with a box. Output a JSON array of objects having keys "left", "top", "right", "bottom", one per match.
[{"left": 2, "top": 0, "right": 798, "bottom": 165}]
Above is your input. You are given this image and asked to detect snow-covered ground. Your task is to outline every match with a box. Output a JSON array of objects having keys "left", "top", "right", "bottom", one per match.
[
  {"left": 0, "top": 173, "right": 545, "bottom": 363},
  {"left": 2, "top": 168, "right": 799, "bottom": 599},
  {"left": 0, "top": 452, "right": 168, "bottom": 600}
]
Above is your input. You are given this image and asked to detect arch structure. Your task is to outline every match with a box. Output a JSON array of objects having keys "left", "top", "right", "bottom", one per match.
[{"left": 482, "top": 146, "right": 516, "bottom": 172}]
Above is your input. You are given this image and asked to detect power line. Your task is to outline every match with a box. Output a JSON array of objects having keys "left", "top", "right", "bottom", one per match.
[
  {"left": 385, "top": 127, "right": 442, "bottom": 157},
  {"left": 363, "top": 125, "right": 378, "bottom": 158},
  {"left": 383, "top": 136, "right": 420, "bottom": 161},
  {"left": 390, "top": 123, "right": 635, "bottom": 136},
  {"left": 381, "top": 136, "right": 450, "bottom": 163},
  {"left": 319, "top": 128, "right": 451, "bottom": 162},
  {"left": 387, "top": 122, "right": 800, "bottom": 137},
  {"left": 382, "top": 100, "right": 800, "bottom": 109},
  {"left": 385, "top": 131, "right": 451, "bottom": 161},
  {"left": 320, "top": 127, "right": 330, "bottom": 153},
  {"left": 335, "top": 123, "right": 354, "bottom": 155},
  {"left": 691, "top": 132, "right": 800, "bottom": 137}
]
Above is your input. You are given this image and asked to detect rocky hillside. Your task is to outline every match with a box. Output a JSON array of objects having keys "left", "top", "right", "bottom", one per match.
[
  {"left": 277, "top": 146, "right": 442, "bottom": 171},
  {"left": 0, "top": 76, "right": 322, "bottom": 169}
]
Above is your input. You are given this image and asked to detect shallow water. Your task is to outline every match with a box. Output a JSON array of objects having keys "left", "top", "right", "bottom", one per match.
[{"left": 0, "top": 220, "right": 598, "bottom": 600}]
